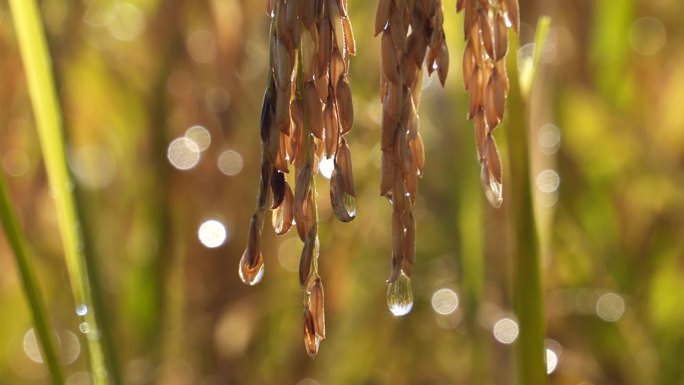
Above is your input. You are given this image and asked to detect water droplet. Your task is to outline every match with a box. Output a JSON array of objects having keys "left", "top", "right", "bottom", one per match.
[
  {"left": 75, "top": 304, "right": 88, "bottom": 316},
  {"left": 238, "top": 253, "right": 265, "bottom": 286},
  {"left": 481, "top": 165, "right": 503, "bottom": 208},
  {"left": 330, "top": 171, "right": 356, "bottom": 222},
  {"left": 387, "top": 271, "right": 413, "bottom": 316},
  {"left": 343, "top": 193, "right": 356, "bottom": 217},
  {"left": 272, "top": 206, "right": 286, "bottom": 234}
]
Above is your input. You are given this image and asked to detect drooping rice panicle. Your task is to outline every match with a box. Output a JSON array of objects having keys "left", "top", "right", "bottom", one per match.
[
  {"left": 457, "top": 0, "right": 519, "bottom": 208},
  {"left": 240, "top": 0, "right": 356, "bottom": 357},
  {"left": 376, "top": 0, "right": 448, "bottom": 316}
]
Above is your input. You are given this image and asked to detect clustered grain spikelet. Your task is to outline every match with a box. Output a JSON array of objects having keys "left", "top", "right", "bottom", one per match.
[
  {"left": 376, "top": 0, "right": 449, "bottom": 284},
  {"left": 457, "top": 0, "right": 519, "bottom": 207},
  {"left": 241, "top": 0, "right": 356, "bottom": 358}
]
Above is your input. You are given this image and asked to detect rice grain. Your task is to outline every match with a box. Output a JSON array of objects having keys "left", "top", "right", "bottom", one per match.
[
  {"left": 239, "top": 0, "right": 357, "bottom": 357},
  {"left": 377, "top": 0, "right": 448, "bottom": 312},
  {"left": 457, "top": 0, "right": 519, "bottom": 208}
]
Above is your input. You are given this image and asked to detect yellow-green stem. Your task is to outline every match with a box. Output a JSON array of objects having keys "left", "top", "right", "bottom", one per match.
[
  {"left": 505, "top": 17, "right": 551, "bottom": 385},
  {"left": 456, "top": 133, "right": 488, "bottom": 384},
  {"left": 0, "top": 173, "right": 64, "bottom": 384},
  {"left": 8, "top": 1, "right": 118, "bottom": 384}
]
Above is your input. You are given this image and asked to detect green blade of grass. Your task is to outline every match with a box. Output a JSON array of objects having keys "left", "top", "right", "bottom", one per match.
[
  {"left": 0, "top": 173, "right": 64, "bottom": 384},
  {"left": 8, "top": 1, "right": 118, "bottom": 384},
  {"left": 505, "top": 16, "right": 552, "bottom": 385}
]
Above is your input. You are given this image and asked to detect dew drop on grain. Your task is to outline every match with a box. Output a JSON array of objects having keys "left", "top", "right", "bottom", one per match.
[{"left": 387, "top": 271, "right": 413, "bottom": 316}]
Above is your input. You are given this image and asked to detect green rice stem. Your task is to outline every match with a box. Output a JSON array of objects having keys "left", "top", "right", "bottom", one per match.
[
  {"left": 506, "top": 16, "right": 552, "bottom": 385},
  {"left": 8, "top": 1, "right": 119, "bottom": 384}
]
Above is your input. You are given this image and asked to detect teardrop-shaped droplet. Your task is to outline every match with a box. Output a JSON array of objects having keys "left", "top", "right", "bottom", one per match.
[
  {"left": 481, "top": 163, "right": 503, "bottom": 208},
  {"left": 272, "top": 205, "right": 287, "bottom": 235},
  {"left": 239, "top": 252, "right": 265, "bottom": 286},
  {"left": 330, "top": 170, "right": 356, "bottom": 222},
  {"left": 342, "top": 192, "right": 356, "bottom": 217},
  {"left": 387, "top": 270, "right": 413, "bottom": 316},
  {"left": 272, "top": 183, "right": 294, "bottom": 235}
]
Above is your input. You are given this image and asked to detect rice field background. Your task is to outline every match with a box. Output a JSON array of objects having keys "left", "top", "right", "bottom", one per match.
[{"left": 0, "top": 0, "right": 683, "bottom": 384}]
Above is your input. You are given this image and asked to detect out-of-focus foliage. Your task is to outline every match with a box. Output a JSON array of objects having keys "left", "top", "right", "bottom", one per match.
[{"left": 0, "top": 0, "right": 682, "bottom": 384}]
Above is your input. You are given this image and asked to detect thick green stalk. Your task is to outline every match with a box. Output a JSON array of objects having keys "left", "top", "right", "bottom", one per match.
[
  {"left": 455, "top": 115, "right": 489, "bottom": 384},
  {"left": 505, "top": 17, "right": 551, "bottom": 385},
  {"left": 0, "top": 174, "right": 64, "bottom": 384},
  {"left": 8, "top": 1, "right": 117, "bottom": 384}
]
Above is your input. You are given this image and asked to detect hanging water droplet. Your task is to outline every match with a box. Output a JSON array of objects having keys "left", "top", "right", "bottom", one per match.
[
  {"left": 238, "top": 253, "right": 265, "bottom": 286},
  {"left": 343, "top": 192, "right": 356, "bottom": 217},
  {"left": 481, "top": 164, "right": 503, "bottom": 208},
  {"left": 272, "top": 184, "right": 294, "bottom": 235},
  {"left": 240, "top": 214, "right": 265, "bottom": 285},
  {"left": 387, "top": 270, "right": 413, "bottom": 316},
  {"left": 305, "top": 334, "right": 321, "bottom": 358},
  {"left": 330, "top": 170, "right": 356, "bottom": 222},
  {"left": 484, "top": 180, "right": 503, "bottom": 208},
  {"left": 273, "top": 205, "right": 286, "bottom": 234}
]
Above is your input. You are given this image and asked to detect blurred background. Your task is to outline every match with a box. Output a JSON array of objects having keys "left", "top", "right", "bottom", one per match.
[{"left": 0, "top": 0, "right": 683, "bottom": 384}]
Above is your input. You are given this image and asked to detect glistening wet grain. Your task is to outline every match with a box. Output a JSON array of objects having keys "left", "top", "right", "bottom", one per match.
[
  {"left": 240, "top": 0, "right": 357, "bottom": 357},
  {"left": 376, "top": 0, "right": 448, "bottom": 316}
]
